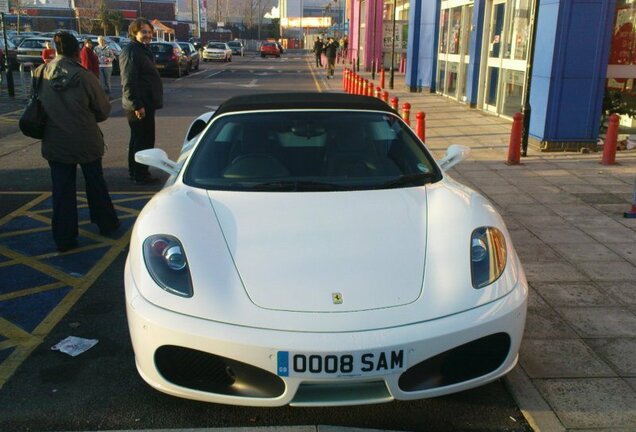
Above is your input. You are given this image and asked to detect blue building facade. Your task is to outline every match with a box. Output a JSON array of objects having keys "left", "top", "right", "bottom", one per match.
[{"left": 403, "top": 0, "right": 634, "bottom": 151}]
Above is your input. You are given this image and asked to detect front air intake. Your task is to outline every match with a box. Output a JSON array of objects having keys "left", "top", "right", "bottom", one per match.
[
  {"left": 398, "top": 333, "right": 511, "bottom": 392},
  {"left": 155, "top": 345, "right": 285, "bottom": 398}
]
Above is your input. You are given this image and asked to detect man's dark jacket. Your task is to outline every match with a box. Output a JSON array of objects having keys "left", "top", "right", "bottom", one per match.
[{"left": 120, "top": 40, "right": 163, "bottom": 112}]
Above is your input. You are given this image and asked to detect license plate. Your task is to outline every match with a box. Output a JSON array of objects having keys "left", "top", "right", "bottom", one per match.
[
  {"left": 155, "top": 64, "right": 165, "bottom": 69},
  {"left": 28, "top": 51, "right": 40, "bottom": 56},
  {"left": 277, "top": 348, "right": 406, "bottom": 378}
]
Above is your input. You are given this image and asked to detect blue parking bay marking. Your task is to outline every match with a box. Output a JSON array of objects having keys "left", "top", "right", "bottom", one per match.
[{"left": 0, "top": 191, "right": 152, "bottom": 388}]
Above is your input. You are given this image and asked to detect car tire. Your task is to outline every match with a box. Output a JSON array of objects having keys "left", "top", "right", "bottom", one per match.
[
  {"left": 228, "top": 56, "right": 232, "bottom": 62},
  {"left": 261, "top": 54, "right": 265, "bottom": 58},
  {"left": 176, "top": 65, "right": 182, "bottom": 78}
]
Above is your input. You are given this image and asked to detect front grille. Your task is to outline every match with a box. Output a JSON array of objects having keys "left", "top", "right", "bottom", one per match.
[
  {"left": 155, "top": 345, "right": 285, "bottom": 398},
  {"left": 398, "top": 333, "right": 511, "bottom": 392},
  {"left": 291, "top": 381, "right": 392, "bottom": 406}
]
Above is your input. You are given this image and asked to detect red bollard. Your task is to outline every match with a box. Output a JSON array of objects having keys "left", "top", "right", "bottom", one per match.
[
  {"left": 602, "top": 114, "right": 620, "bottom": 165},
  {"left": 367, "top": 81, "right": 374, "bottom": 97},
  {"left": 375, "top": 86, "right": 381, "bottom": 99},
  {"left": 355, "top": 75, "right": 360, "bottom": 94},
  {"left": 390, "top": 96, "right": 399, "bottom": 111},
  {"left": 362, "top": 79, "right": 368, "bottom": 96},
  {"left": 415, "top": 112, "right": 426, "bottom": 142},
  {"left": 507, "top": 112, "right": 524, "bottom": 165},
  {"left": 381, "top": 90, "right": 389, "bottom": 103},
  {"left": 402, "top": 102, "right": 411, "bottom": 126},
  {"left": 380, "top": 69, "right": 385, "bottom": 89},
  {"left": 343, "top": 69, "right": 348, "bottom": 92}
]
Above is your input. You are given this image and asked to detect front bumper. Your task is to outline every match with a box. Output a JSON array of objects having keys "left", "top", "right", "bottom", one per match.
[
  {"left": 125, "top": 262, "right": 527, "bottom": 407},
  {"left": 203, "top": 52, "right": 226, "bottom": 60}
]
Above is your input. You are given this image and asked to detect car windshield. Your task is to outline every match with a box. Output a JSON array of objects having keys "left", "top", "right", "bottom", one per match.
[
  {"left": 228, "top": 42, "right": 241, "bottom": 47},
  {"left": 150, "top": 44, "right": 172, "bottom": 53},
  {"left": 208, "top": 43, "right": 226, "bottom": 49},
  {"left": 184, "top": 111, "right": 442, "bottom": 192}
]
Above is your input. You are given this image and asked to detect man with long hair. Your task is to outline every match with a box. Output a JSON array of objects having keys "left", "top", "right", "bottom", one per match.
[{"left": 119, "top": 18, "right": 163, "bottom": 184}]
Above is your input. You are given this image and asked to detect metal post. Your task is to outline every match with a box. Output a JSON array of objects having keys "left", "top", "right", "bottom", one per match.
[
  {"left": 258, "top": 0, "right": 261, "bottom": 40},
  {"left": 1, "top": 13, "right": 15, "bottom": 97},
  {"left": 356, "top": 0, "right": 362, "bottom": 72},
  {"left": 389, "top": 0, "right": 396, "bottom": 89},
  {"left": 521, "top": 0, "right": 539, "bottom": 157},
  {"left": 371, "top": 0, "right": 376, "bottom": 80}
]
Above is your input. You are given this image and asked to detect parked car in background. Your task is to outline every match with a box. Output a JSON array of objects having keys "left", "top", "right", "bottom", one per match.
[
  {"left": 109, "top": 36, "right": 129, "bottom": 45},
  {"left": 203, "top": 42, "right": 232, "bottom": 62},
  {"left": 16, "top": 37, "right": 52, "bottom": 66},
  {"left": 177, "top": 42, "right": 200, "bottom": 72},
  {"left": 0, "top": 38, "right": 18, "bottom": 70},
  {"left": 149, "top": 41, "right": 189, "bottom": 77},
  {"left": 189, "top": 37, "right": 203, "bottom": 51},
  {"left": 227, "top": 40, "right": 244, "bottom": 57},
  {"left": 259, "top": 42, "right": 280, "bottom": 58}
]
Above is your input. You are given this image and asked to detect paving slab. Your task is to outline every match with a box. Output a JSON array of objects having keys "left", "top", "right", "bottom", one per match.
[
  {"left": 532, "top": 229, "right": 596, "bottom": 244},
  {"left": 557, "top": 307, "right": 636, "bottom": 337},
  {"left": 596, "top": 281, "right": 636, "bottom": 305},
  {"left": 550, "top": 242, "right": 623, "bottom": 262},
  {"left": 520, "top": 338, "right": 615, "bottom": 378},
  {"left": 575, "top": 260, "right": 636, "bottom": 282},
  {"left": 522, "top": 262, "right": 588, "bottom": 283},
  {"left": 533, "top": 378, "right": 636, "bottom": 429},
  {"left": 531, "top": 282, "right": 617, "bottom": 307},
  {"left": 585, "top": 338, "right": 636, "bottom": 376},
  {"left": 524, "top": 308, "right": 579, "bottom": 339}
]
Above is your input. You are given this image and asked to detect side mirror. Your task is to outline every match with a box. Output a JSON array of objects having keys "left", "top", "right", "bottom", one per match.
[
  {"left": 186, "top": 119, "right": 208, "bottom": 141},
  {"left": 437, "top": 144, "right": 471, "bottom": 171},
  {"left": 135, "top": 148, "right": 179, "bottom": 176}
]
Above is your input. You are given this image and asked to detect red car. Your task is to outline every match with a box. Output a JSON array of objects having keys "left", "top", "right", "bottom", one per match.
[{"left": 259, "top": 42, "right": 280, "bottom": 58}]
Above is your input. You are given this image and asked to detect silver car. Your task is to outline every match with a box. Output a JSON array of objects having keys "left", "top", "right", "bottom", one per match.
[
  {"left": 203, "top": 42, "right": 232, "bottom": 62},
  {"left": 16, "top": 37, "right": 52, "bottom": 66}
]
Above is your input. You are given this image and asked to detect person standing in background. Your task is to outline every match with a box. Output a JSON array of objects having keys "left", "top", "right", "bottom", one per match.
[
  {"left": 94, "top": 36, "right": 115, "bottom": 96},
  {"left": 313, "top": 37, "right": 323, "bottom": 67},
  {"left": 324, "top": 37, "right": 339, "bottom": 79},
  {"left": 80, "top": 39, "right": 99, "bottom": 77},
  {"left": 35, "top": 32, "right": 119, "bottom": 252},
  {"left": 41, "top": 41, "right": 56, "bottom": 64},
  {"left": 119, "top": 18, "right": 163, "bottom": 184}
]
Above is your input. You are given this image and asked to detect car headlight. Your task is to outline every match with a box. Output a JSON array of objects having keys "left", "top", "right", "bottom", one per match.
[
  {"left": 470, "top": 227, "right": 507, "bottom": 289},
  {"left": 143, "top": 235, "right": 193, "bottom": 297}
]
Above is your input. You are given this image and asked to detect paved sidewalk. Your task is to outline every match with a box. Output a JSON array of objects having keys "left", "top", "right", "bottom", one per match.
[{"left": 317, "top": 62, "right": 636, "bottom": 431}]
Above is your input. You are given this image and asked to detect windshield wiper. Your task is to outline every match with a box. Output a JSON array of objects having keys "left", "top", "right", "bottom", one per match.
[
  {"left": 249, "top": 181, "right": 351, "bottom": 191},
  {"left": 379, "top": 172, "right": 437, "bottom": 189}
]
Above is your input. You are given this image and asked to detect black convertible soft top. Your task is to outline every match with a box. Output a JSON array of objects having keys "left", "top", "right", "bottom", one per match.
[{"left": 212, "top": 92, "right": 397, "bottom": 118}]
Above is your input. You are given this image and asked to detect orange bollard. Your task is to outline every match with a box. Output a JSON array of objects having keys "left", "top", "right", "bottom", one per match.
[
  {"left": 380, "top": 69, "right": 385, "bottom": 89},
  {"left": 381, "top": 90, "right": 389, "bottom": 103},
  {"left": 507, "top": 112, "right": 524, "bottom": 165},
  {"left": 343, "top": 69, "right": 349, "bottom": 92},
  {"left": 355, "top": 75, "right": 360, "bottom": 94},
  {"left": 602, "top": 114, "right": 620, "bottom": 165},
  {"left": 367, "top": 81, "right": 374, "bottom": 97},
  {"left": 362, "top": 79, "right": 368, "bottom": 96},
  {"left": 415, "top": 112, "right": 426, "bottom": 142},
  {"left": 390, "top": 96, "right": 399, "bottom": 111},
  {"left": 402, "top": 102, "right": 411, "bottom": 126},
  {"left": 375, "top": 86, "right": 382, "bottom": 99}
]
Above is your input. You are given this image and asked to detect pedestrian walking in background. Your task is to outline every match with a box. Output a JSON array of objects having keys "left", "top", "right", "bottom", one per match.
[
  {"left": 80, "top": 39, "right": 99, "bottom": 77},
  {"left": 313, "top": 36, "right": 323, "bottom": 67},
  {"left": 94, "top": 36, "right": 115, "bottom": 96},
  {"left": 324, "top": 37, "right": 339, "bottom": 79},
  {"left": 35, "top": 31, "right": 119, "bottom": 252},
  {"left": 41, "top": 41, "right": 56, "bottom": 64},
  {"left": 120, "top": 17, "right": 163, "bottom": 184}
]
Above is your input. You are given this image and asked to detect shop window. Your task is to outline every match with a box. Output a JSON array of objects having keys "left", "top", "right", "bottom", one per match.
[
  {"left": 439, "top": 9, "right": 449, "bottom": 54},
  {"left": 603, "top": 0, "right": 636, "bottom": 133}
]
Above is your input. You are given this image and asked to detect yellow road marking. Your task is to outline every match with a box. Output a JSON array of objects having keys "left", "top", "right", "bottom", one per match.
[
  {"left": 307, "top": 56, "right": 322, "bottom": 92},
  {"left": 0, "top": 191, "right": 146, "bottom": 389}
]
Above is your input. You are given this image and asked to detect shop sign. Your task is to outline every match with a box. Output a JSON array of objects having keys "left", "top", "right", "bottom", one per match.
[
  {"left": 382, "top": 20, "right": 408, "bottom": 52},
  {"left": 0, "top": 0, "right": 9, "bottom": 14}
]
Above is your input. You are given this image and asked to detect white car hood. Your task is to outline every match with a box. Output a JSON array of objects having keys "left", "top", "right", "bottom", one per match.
[{"left": 208, "top": 189, "right": 427, "bottom": 312}]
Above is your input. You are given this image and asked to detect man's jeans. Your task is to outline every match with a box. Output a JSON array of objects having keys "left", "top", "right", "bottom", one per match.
[{"left": 99, "top": 66, "right": 112, "bottom": 94}]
